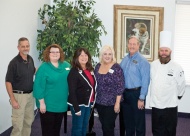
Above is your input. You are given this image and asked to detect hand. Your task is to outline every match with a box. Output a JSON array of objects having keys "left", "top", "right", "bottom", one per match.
[
  {"left": 114, "top": 102, "right": 120, "bottom": 113},
  {"left": 138, "top": 100, "right": 144, "bottom": 110},
  {"left": 11, "top": 99, "right": 20, "bottom": 109},
  {"left": 75, "top": 111, "right": 81, "bottom": 116},
  {"left": 40, "top": 103, "right": 46, "bottom": 114}
]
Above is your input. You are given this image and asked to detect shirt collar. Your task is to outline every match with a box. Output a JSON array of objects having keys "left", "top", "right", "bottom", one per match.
[
  {"left": 17, "top": 53, "right": 29, "bottom": 63},
  {"left": 128, "top": 52, "right": 139, "bottom": 59}
]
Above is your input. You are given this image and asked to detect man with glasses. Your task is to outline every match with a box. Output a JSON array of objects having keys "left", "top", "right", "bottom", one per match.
[{"left": 5, "top": 37, "right": 35, "bottom": 136}]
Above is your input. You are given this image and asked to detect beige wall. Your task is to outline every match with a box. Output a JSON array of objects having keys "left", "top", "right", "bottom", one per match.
[
  {"left": 0, "top": 0, "right": 189, "bottom": 134},
  {"left": 0, "top": 0, "right": 50, "bottom": 133},
  {"left": 93, "top": 0, "right": 190, "bottom": 113}
]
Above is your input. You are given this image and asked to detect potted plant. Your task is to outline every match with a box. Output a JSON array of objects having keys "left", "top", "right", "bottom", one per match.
[{"left": 36, "top": 0, "right": 107, "bottom": 63}]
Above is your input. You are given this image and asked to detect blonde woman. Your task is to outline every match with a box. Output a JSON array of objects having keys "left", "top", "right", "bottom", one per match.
[{"left": 94, "top": 45, "right": 125, "bottom": 136}]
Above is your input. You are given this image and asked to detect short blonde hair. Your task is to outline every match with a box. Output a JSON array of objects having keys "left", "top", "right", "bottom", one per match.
[{"left": 99, "top": 45, "right": 116, "bottom": 64}]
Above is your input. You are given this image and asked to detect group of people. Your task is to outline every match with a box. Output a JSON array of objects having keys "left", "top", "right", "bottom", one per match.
[{"left": 5, "top": 30, "right": 186, "bottom": 136}]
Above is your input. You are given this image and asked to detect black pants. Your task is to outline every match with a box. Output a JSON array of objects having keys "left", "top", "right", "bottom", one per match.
[
  {"left": 122, "top": 90, "right": 145, "bottom": 136},
  {"left": 119, "top": 102, "right": 125, "bottom": 136},
  {"left": 96, "top": 103, "right": 117, "bottom": 136},
  {"left": 152, "top": 107, "right": 177, "bottom": 136},
  {"left": 88, "top": 107, "right": 94, "bottom": 132},
  {"left": 39, "top": 111, "right": 64, "bottom": 136}
]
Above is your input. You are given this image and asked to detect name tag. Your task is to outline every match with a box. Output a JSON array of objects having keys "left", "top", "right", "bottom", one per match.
[
  {"left": 65, "top": 68, "right": 70, "bottom": 70},
  {"left": 109, "top": 69, "right": 114, "bottom": 74},
  {"left": 133, "top": 60, "right": 138, "bottom": 64}
]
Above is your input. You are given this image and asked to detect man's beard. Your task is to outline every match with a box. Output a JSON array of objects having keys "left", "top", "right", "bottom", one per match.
[
  {"left": 159, "top": 54, "right": 171, "bottom": 64},
  {"left": 23, "top": 51, "right": 29, "bottom": 55}
]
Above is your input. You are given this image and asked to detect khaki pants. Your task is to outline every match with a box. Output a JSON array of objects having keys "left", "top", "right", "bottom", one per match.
[{"left": 11, "top": 93, "right": 34, "bottom": 136}]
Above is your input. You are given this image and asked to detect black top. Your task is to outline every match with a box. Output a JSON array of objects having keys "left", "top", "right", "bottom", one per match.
[
  {"left": 67, "top": 67, "right": 97, "bottom": 113},
  {"left": 5, "top": 53, "right": 35, "bottom": 92}
]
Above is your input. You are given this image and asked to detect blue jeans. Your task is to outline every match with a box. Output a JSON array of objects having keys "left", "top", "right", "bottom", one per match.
[{"left": 70, "top": 105, "right": 91, "bottom": 136}]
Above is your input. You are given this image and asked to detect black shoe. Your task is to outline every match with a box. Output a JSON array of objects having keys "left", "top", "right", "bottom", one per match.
[{"left": 86, "top": 131, "right": 96, "bottom": 136}]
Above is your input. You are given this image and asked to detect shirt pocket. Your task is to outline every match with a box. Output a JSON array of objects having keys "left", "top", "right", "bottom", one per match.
[{"left": 165, "top": 74, "right": 175, "bottom": 85}]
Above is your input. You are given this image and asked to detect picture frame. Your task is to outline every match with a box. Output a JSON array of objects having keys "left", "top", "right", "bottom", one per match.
[{"left": 114, "top": 5, "right": 164, "bottom": 63}]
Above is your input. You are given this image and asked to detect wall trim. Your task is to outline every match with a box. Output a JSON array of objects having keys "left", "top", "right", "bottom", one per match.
[{"left": 145, "top": 109, "right": 190, "bottom": 118}]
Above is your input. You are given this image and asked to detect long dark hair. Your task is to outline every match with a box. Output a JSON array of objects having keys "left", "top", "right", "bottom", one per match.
[{"left": 71, "top": 48, "right": 93, "bottom": 71}]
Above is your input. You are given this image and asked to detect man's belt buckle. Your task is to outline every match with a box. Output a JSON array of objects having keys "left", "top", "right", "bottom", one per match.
[
  {"left": 134, "top": 87, "right": 139, "bottom": 90},
  {"left": 17, "top": 91, "right": 24, "bottom": 94},
  {"left": 13, "top": 90, "right": 24, "bottom": 94}
]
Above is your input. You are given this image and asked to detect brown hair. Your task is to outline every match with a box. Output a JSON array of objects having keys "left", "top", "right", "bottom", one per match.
[
  {"left": 18, "top": 37, "right": 29, "bottom": 45},
  {"left": 43, "top": 44, "right": 65, "bottom": 62},
  {"left": 71, "top": 48, "right": 93, "bottom": 71}
]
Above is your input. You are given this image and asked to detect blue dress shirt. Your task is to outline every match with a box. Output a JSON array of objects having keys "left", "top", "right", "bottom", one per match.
[{"left": 120, "top": 52, "right": 150, "bottom": 100}]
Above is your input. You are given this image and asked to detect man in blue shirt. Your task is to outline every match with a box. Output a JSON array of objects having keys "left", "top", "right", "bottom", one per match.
[{"left": 120, "top": 36, "right": 150, "bottom": 136}]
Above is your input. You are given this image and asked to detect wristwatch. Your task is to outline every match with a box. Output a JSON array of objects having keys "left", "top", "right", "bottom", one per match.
[{"left": 138, "top": 99, "right": 144, "bottom": 102}]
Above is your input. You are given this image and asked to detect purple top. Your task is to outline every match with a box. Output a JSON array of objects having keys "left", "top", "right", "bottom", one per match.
[{"left": 94, "top": 63, "right": 125, "bottom": 106}]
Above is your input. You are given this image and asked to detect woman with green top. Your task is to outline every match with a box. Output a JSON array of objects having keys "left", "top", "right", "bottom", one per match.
[{"left": 33, "top": 44, "right": 70, "bottom": 136}]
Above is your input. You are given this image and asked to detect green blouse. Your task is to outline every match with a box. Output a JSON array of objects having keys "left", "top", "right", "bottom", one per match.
[{"left": 33, "top": 61, "right": 70, "bottom": 112}]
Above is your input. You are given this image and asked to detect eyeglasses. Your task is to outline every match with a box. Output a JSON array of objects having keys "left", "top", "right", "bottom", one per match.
[{"left": 49, "top": 51, "right": 60, "bottom": 54}]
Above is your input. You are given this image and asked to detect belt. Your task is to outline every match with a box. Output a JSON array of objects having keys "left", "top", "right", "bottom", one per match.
[
  {"left": 13, "top": 90, "right": 33, "bottom": 94},
  {"left": 125, "top": 87, "right": 141, "bottom": 91}
]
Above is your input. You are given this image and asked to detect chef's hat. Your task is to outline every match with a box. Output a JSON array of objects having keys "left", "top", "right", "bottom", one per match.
[{"left": 160, "top": 30, "right": 172, "bottom": 49}]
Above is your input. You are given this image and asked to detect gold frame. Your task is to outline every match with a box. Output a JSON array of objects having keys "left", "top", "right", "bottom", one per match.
[{"left": 114, "top": 5, "right": 164, "bottom": 62}]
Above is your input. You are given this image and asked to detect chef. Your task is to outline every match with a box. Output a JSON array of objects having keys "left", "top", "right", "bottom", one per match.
[{"left": 149, "top": 30, "right": 186, "bottom": 136}]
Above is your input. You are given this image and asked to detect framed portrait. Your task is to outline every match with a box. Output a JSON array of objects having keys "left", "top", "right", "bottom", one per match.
[{"left": 114, "top": 5, "right": 164, "bottom": 62}]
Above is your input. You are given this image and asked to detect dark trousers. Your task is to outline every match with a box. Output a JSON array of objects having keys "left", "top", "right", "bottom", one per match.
[
  {"left": 96, "top": 103, "right": 118, "bottom": 136},
  {"left": 119, "top": 102, "right": 125, "bottom": 136},
  {"left": 122, "top": 90, "right": 145, "bottom": 136},
  {"left": 152, "top": 107, "right": 177, "bottom": 136},
  {"left": 88, "top": 107, "right": 94, "bottom": 132},
  {"left": 39, "top": 111, "right": 64, "bottom": 136}
]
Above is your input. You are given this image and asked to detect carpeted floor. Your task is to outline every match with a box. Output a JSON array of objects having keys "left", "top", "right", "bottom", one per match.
[{"left": 1, "top": 112, "right": 190, "bottom": 136}]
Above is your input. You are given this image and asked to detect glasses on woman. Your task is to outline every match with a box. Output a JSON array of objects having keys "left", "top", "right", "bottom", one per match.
[{"left": 49, "top": 51, "right": 60, "bottom": 54}]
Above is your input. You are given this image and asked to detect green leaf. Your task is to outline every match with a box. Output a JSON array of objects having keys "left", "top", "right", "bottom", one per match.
[{"left": 36, "top": 0, "right": 107, "bottom": 63}]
